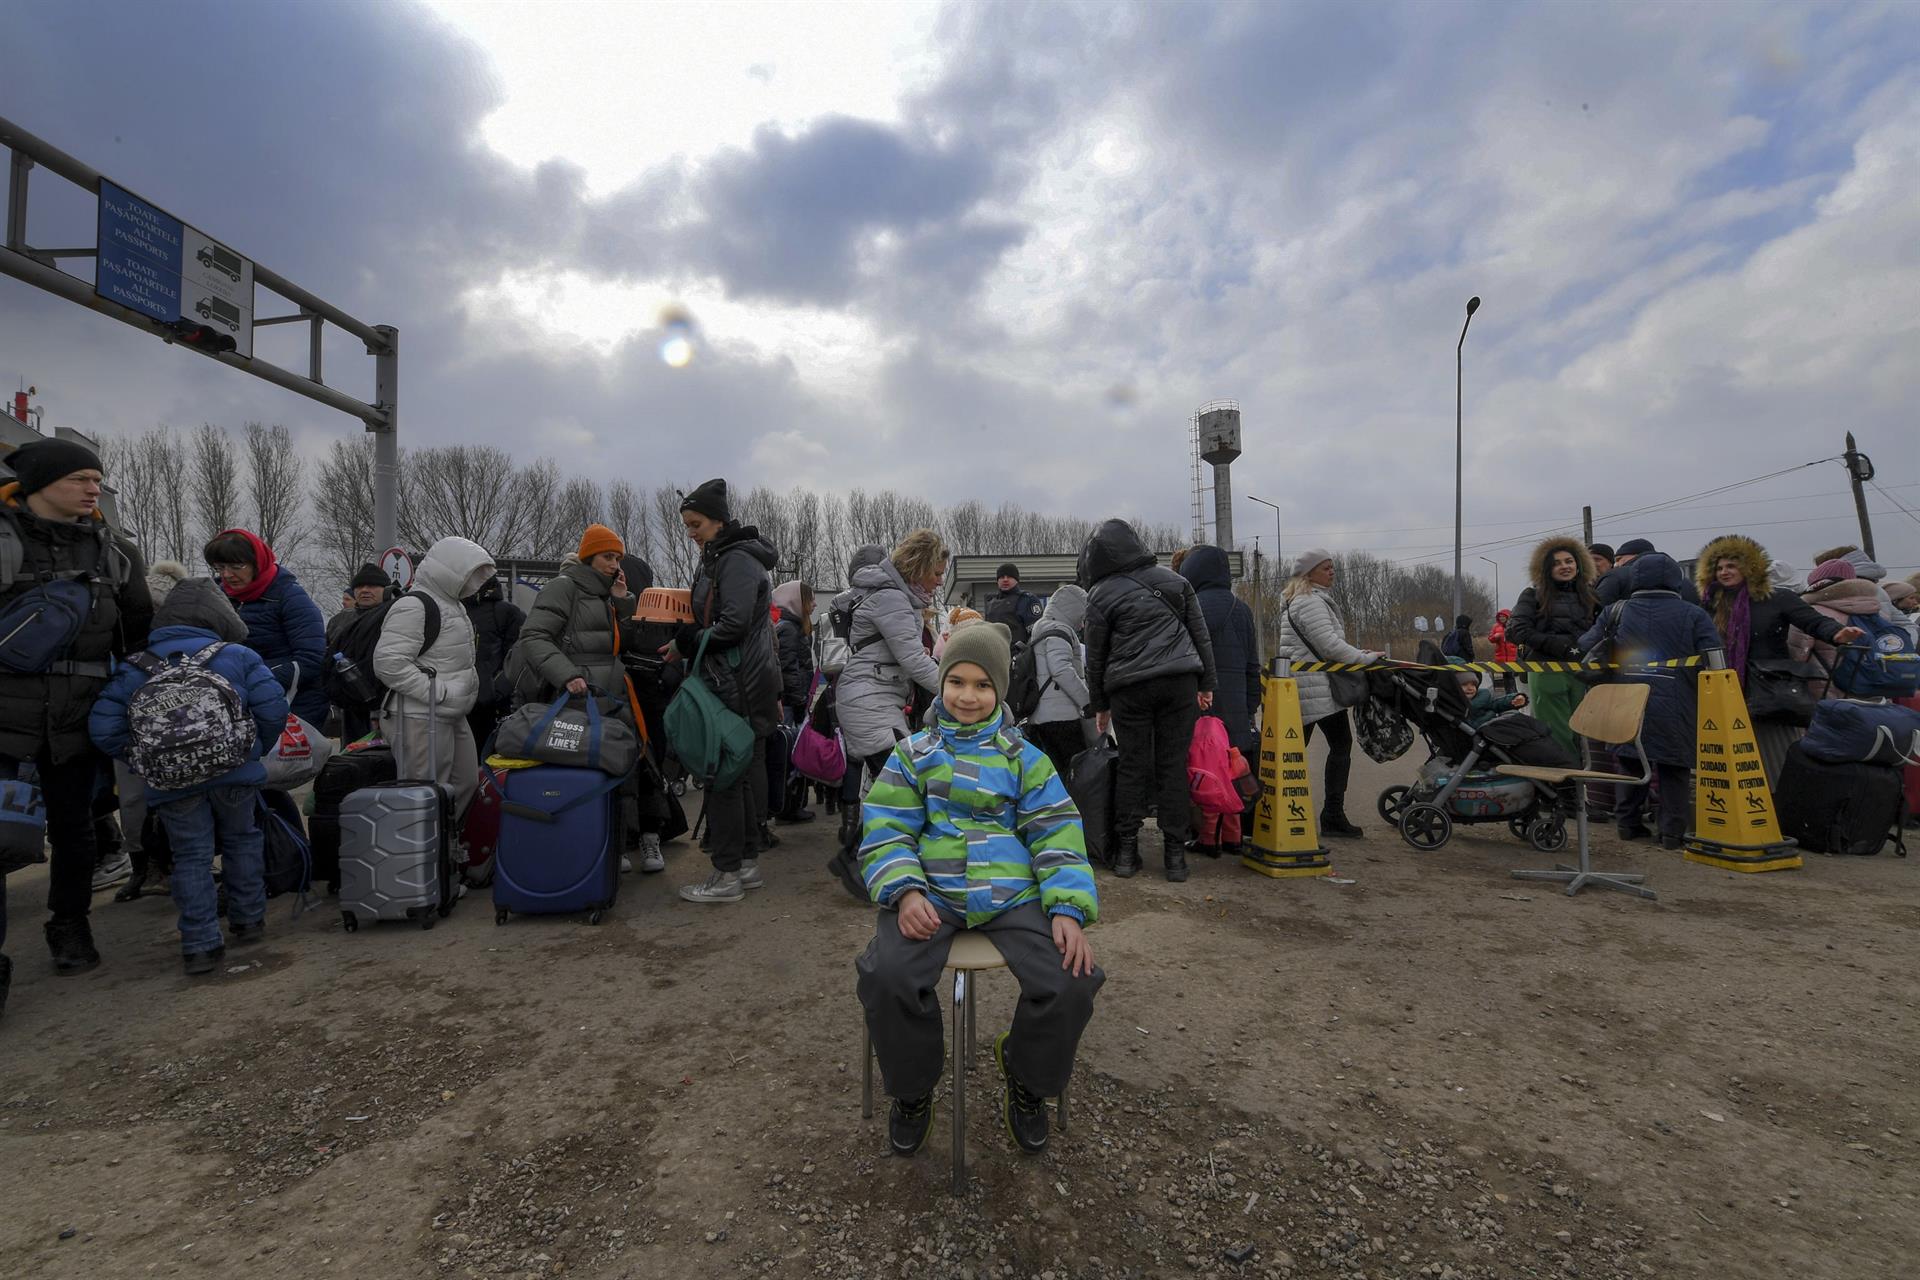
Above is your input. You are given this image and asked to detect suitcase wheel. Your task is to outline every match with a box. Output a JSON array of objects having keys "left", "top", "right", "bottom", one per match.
[
  {"left": 341, "top": 911, "right": 358, "bottom": 933},
  {"left": 588, "top": 909, "right": 605, "bottom": 926},
  {"left": 495, "top": 908, "right": 509, "bottom": 926},
  {"left": 437, "top": 900, "right": 453, "bottom": 918},
  {"left": 670, "top": 779, "right": 687, "bottom": 797}
]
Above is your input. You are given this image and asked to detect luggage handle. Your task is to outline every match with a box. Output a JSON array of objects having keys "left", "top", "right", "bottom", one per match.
[{"left": 498, "top": 768, "right": 630, "bottom": 824}]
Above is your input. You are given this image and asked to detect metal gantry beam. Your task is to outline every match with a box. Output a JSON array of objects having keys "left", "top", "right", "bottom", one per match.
[{"left": 0, "top": 113, "right": 398, "bottom": 550}]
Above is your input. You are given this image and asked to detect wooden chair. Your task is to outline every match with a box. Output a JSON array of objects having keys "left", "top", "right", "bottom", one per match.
[
  {"left": 1494, "top": 683, "right": 1658, "bottom": 900},
  {"left": 860, "top": 932, "right": 1070, "bottom": 1194}
]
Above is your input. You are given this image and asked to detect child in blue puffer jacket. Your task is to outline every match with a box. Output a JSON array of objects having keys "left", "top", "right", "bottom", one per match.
[{"left": 90, "top": 578, "right": 287, "bottom": 974}]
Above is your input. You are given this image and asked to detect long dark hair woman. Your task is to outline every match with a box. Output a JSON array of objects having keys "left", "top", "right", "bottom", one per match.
[
  {"left": 1504, "top": 537, "right": 1599, "bottom": 756},
  {"left": 670, "top": 479, "right": 782, "bottom": 905}
]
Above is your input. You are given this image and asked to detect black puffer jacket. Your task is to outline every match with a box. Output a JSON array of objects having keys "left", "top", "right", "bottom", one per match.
[
  {"left": 1082, "top": 519, "right": 1216, "bottom": 711},
  {"left": 1506, "top": 536, "right": 1598, "bottom": 660},
  {"left": 686, "top": 523, "right": 782, "bottom": 737},
  {"left": 465, "top": 577, "right": 525, "bottom": 707},
  {"left": 0, "top": 488, "right": 152, "bottom": 762},
  {"left": 1177, "top": 544, "right": 1259, "bottom": 750}
]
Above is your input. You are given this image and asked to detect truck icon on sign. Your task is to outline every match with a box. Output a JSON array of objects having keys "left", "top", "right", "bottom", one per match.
[
  {"left": 195, "top": 296, "right": 242, "bottom": 331},
  {"left": 197, "top": 243, "right": 244, "bottom": 282}
]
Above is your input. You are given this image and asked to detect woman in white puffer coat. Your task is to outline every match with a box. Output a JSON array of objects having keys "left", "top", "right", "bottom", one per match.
[{"left": 373, "top": 536, "right": 496, "bottom": 819}]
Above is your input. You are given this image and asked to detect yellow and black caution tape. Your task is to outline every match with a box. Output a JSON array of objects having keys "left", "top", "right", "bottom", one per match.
[{"left": 1288, "top": 657, "right": 1705, "bottom": 674}]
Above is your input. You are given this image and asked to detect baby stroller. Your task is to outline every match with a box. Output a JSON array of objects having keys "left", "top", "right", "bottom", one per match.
[{"left": 1371, "top": 642, "right": 1575, "bottom": 853}]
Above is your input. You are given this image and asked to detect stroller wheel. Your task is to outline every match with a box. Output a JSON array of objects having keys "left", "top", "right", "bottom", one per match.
[
  {"left": 1527, "top": 817, "right": 1569, "bottom": 853},
  {"left": 1400, "top": 803, "right": 1452, "bottom": 851},
  {"left": 1377, "top": 785, "right": 1412, "bottom": 826},
  {"left": 1507, "top": 815, "right": 1532, "bottom": 842}
]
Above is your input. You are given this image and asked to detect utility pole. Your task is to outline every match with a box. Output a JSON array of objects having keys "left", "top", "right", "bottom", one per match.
[
  {"left": 1844, "top": 432, "right": 1876, "bottom": 559},
  {"left": 1582, "top": 505, "right": 1593, "bottom": 547}
]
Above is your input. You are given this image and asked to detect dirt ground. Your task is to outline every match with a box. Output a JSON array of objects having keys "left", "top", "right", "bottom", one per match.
[{"left": 2, "top": 743, "right": 1915, "bottom": 1280}]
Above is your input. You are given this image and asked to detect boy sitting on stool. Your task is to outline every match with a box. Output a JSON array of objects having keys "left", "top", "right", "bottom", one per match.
[{"left": 856, "top": 621, "right": 1102, "bottom": 1157}]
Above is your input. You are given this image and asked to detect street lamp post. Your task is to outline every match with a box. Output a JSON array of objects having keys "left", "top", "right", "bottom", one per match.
[
  {"left": 1477, "top": 555, "right": 1499, "bottom": 609},
  {"left": 1453, "top": 295, "right": 1481, "bottom": 622},
  {"left": 1248, "top": 494, "right": 1283, "bottom": 577}
]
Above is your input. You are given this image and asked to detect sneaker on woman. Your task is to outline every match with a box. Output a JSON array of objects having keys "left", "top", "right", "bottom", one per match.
[{"left": 678, "top": 869, "right": 744, "bottom": 904}]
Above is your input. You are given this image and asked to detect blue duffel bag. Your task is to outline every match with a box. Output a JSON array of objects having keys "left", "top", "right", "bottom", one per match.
[{"left": 1800, "top": 698, "right": 1920, "bottom": 768}]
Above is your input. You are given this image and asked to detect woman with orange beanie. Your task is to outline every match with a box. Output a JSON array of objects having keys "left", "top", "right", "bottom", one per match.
[{"left": 505, "top": 522, "right": 636, "bottom": 706}]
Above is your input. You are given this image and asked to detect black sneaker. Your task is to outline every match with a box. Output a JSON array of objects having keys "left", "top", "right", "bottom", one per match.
[
  {"left": 777, "top": 807, "right": 817, "bottom": 824},
  {"left": 44, "top": 916, "right": 100, "bottom": 976},
  {"left": 229, "top": 921, "right": 266, "bottom": 946},
  {"left": 888, "top": 1094, "right": 936, "bottom": 1156},
  {"left": 1617, "top": 824, "right": 1653, "bottom": 842},
  {"left": 1320, "top": 813, "right": 1364, "bottom": 839},
  {"left": 994, "top": 1031, "right": 1049, "bottom": 1153},
  {"left": 182, "top": 946, "right": 226, "bottom": 977},
  {"left": 1110, "top": 835, "right": 1142, "bottom": 878}
]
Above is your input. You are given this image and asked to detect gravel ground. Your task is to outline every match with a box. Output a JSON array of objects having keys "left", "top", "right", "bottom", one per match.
[{"left": 1, "top": 743, "right": 1915, "bottom": 1278}]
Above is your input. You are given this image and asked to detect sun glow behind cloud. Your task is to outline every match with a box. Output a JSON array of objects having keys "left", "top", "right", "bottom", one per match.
[{"left": 420, "top": 0, "right": 942, "bottom": 197}]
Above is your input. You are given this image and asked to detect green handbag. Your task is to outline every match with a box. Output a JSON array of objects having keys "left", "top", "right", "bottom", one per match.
[{"left": 663, "top": 630, "right": 756, "bottom": 789}]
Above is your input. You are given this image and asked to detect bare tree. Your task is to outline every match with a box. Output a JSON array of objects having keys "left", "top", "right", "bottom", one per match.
[
  {"left": 310, "top": 436, "right": 377, "bottom": 585},
  {"left": 649, "top": 484, "right": 698, "bottom": 585},
  {"left": 607, "top": 480, "right": 648, "bottom": 564},
  {"left": 137, "top": 425, "right": 193, "bottom": 562},
  {"left": 190, "top": 423, "right": 242, "bottom": 548},
  {"left": 98, "top": 431, "right": 158, "bottom": 554},
  {"left": 510, "top": 459, "right": 563, "bottom": 558},
  {"left": 244, "top": 422, "right": 306, "bottom": 555},
  {"left": 553, "top": 477, "right": 605, "bottom": 544},
  {"left": 402, "top": 444, "right": 523, "bottom": 554}
]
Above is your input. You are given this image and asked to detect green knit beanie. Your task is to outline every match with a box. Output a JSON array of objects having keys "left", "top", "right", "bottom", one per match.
[{"left": 939, "top": 620, "right": 1012, "bottom": 705}]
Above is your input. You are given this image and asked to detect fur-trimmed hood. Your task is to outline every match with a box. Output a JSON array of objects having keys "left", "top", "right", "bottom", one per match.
[
  {"left": 1696, "top": 534, "right": 1773, "bottom": 602},
  {"left": 1527, "top": 535, "right": 1597, "bottom": 599}
]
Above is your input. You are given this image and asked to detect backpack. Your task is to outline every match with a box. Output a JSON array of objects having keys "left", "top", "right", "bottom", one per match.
[
  {"left": 0, "top": 517, "right": 132, "bottom": 675},
  {"left": 1004, "top": 640, "right": 1058, "bottom": 724},
  {"left": 124, "top": 642, "right": 257, "bottom": 791},
  {"left": 1187, "top": 715, "right": 1241, "bottom": 815},
  {"left": 325, "top": 590, "right": 440, "bottom": 711},
  {"left": 1828, "top": 612, "right": 1920, "bottom": 698},
  {"left": 827, "top": 589, "right": 887, "bottom": 664}
]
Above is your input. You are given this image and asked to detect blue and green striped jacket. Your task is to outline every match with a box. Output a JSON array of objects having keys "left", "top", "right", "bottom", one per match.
[{"left": 859, "top": 709, "right": 1098, "bottom": 927}]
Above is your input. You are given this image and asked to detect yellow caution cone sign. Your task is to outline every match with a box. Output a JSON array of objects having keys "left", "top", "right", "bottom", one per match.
[
  {"left": 1682, "top": 670, "right": 1801, "bottom": 872},
  {"left": 1245, "top": 668, "right": 1332, "bottom": 877}
]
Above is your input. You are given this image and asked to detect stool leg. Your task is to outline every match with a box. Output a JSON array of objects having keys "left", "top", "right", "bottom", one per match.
[
  {"left": 965, "top": 970, "right": 977, "bottom": 1070},
  {"left": 1058, "top": 1082, "right": 1069, "bottom": 1134},
  {"left": 861, "top": 1024, "right": 872, "bottom": 1120},
  {"left": 951, "top": 969, "right": 967, "bottom": 1195}
]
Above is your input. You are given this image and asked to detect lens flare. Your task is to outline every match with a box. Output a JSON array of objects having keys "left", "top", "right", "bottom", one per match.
[{"left": 658, "top": 304, "right": 697, "bottom": 368}]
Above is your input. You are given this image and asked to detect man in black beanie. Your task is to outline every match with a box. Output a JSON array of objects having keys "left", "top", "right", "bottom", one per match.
[
  {"left": 1596, "top": 538, "right": 1701, "bottom": 607},
  {"left": 983, "top": 561, "right": 1043, "bottom": 650},
  {"left": 326, "top": 562, "right": 395, "bottom": 741},
  {"left": 1, "top": 438, "right": 154, "bottom": 993}
]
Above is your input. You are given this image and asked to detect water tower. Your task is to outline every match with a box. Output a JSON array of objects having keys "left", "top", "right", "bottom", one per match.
[{"left": 1192, "top": 400, "right": 1242, "bottom": 551}]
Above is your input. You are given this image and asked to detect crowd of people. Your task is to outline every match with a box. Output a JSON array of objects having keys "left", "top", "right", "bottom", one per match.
[{"left": 4, "top": 433, "right": 1915, "bottom": 1152}]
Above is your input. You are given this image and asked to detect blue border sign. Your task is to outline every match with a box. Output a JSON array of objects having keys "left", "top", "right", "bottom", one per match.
[{"left": 96, "top": 181, "right": 184, "bottom": 322}]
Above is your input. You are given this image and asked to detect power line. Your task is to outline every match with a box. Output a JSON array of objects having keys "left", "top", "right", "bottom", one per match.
[
  {"left": 1359, "top": 507, "right": 1912, "bottom": 555},
  {"left": 1867, "top": 480, "right": 1920, "bottom": 530},
  {"left": 1391, "top": 456, "right": 1846, "bottom": 566},
  {"left": 1283, "top": 481, "right": 1919, "bottom": 541}
]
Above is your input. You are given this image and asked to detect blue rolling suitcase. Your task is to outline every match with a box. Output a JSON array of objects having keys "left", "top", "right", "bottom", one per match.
[{"left": 492, "top": 764, "right": 624, "bottom": 925}]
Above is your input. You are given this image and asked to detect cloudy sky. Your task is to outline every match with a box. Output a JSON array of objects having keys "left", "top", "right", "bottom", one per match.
[{"left": 4, "top": 0, "right": 1917, "bottom": 588}]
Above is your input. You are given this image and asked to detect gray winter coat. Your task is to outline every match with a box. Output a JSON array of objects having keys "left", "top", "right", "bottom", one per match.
[
  {"left": 1082, "top": 520, "right": 1216, "bottom": 711},
  {"left": 1030, "top": 585, "right": 1092, "bottom": 726},
  {"left": 373, "top": 536, "right": 495, "bottom": 720},
  {"left": 508, "top": 558, "right": 637, "bottom": 706},
  {"left": 687, "top": 524, "right": 782, "bottom": 738},
  {"left": 834, "top": 557, "right": 940, "bottom": 759},
  {"left": 1277, "top": 587, "right": 1379, "bottom": 726}
]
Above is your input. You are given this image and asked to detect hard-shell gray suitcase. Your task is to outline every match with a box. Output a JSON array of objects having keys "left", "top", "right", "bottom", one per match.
[{"left": 340, "top": 672, "right": 457, "bottom": 931}]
